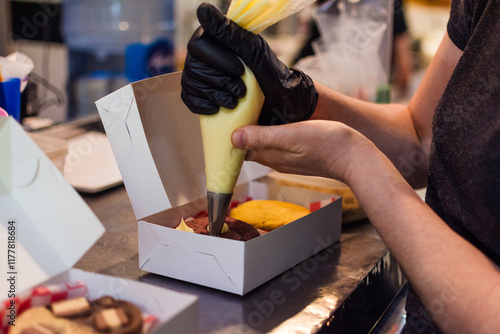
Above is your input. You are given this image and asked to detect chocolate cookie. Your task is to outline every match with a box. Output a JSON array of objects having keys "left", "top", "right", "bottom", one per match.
[
  {"left": 90, "top": 296, "right": 143, "bottom": 334},
  {"left": 186, "top": 217, "right": 260, "bottom": 241}
]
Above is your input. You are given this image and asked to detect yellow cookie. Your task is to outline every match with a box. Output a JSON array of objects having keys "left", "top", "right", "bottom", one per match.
[
  {"left": 230, "top": 200, "right": 311, "bottom": 231},
  {"left": 9, "top": 307, "right": 97, "bottom": 334}
]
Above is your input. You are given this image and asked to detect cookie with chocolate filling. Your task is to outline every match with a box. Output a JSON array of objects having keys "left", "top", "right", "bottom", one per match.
[
  {"left": 185, "top": 217, "right": 260, "bottom": 241},
  {"left": 90, "top": 296, "right": 143, "bottom": 334}
]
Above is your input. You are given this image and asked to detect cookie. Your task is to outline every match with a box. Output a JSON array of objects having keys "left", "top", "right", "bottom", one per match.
[
  {"left": 10, "top": 296, "right": 143, "bottom": 334},
  {"left": 185, "top": 217, "right": 260, "bottom": 241},
  {"left": 229, "top": 200, "right": 311, "bottom": 231}
]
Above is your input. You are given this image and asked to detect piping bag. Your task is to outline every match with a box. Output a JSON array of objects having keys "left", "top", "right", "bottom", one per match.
[{"left": 200, "top": 0, "right": 317, "bottom": 236}]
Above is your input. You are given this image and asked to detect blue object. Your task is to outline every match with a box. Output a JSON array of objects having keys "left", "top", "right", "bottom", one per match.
[
  {"left": 62, "top": 0, "right": 175, "bottom": 117},
  {"left": 0, "top": 78, "right": 21, "bottom": 122},
  {"left": 125, "top": 39, "right": 175, "bottom": 82}
]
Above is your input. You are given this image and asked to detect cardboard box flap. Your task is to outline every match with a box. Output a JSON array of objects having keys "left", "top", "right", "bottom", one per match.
[
  {"left": 96, "top": 84, "right": 172, "bottom": 220},
  {"left": 0, "top": 117, "right": 105, "bottom": 293},
  {"left": 96, "top": 72, "right": 269, "bottom": 222}
]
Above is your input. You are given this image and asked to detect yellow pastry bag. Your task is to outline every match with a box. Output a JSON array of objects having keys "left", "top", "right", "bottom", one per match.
[{"left": 200, "top": 0, "right": 317, "bottom": 236}]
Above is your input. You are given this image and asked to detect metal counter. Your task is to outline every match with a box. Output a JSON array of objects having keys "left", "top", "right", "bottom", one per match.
[{"left": 75, "top": 184, "right": 405, "bottom": 333}]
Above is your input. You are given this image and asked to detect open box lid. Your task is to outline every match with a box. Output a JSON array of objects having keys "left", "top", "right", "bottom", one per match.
[
  {"left": 95, "top": 72, "right": 270, "bottom": 222},
  {"left": 0, "top": 117, "right": 105, "bottom": 293}
]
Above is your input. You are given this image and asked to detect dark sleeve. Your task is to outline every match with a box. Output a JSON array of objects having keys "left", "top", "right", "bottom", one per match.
[
  {"left": 447, "top": 0, "right": 475, "bottom": 50},
  {"left": 393, "top": 0, "right": 408, "bottom": 36}
]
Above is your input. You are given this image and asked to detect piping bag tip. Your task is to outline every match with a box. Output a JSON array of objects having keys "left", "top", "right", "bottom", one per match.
[{"left": 207, "top": 192, "right": 233, "bottom": 237}]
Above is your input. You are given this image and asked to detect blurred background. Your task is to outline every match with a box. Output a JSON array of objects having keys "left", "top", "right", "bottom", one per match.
[{"left": 0, "top": 0, "right": 451, "bottom": 126}]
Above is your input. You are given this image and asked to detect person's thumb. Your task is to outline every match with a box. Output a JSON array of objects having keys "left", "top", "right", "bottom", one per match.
[
  {"left": 197, "top": 2, "right": 256, "bottom": 59},
  {"left": 232, "top": 127, "right": 250, "bottom": 149}
]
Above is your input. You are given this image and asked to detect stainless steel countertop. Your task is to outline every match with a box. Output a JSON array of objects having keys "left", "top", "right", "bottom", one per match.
[{"left": 75, "top": 184, "right": 405, "bottom": 333}]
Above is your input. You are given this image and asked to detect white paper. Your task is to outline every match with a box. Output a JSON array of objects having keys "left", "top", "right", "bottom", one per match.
[
  {"left": 0, "top": 117, "right": 105, "bottom": 293},
  {"left": 0, "top": 52, "right": 34, "bottom": 91}
]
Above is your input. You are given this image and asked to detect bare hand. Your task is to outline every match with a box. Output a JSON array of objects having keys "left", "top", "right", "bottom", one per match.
[{"left": 231, "top": 120, "right": 375, "bottom": 183}]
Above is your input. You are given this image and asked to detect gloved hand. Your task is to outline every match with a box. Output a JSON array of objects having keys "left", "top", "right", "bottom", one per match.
[{"left": 181, "top": 2, "right": 319, "bottom": 125}]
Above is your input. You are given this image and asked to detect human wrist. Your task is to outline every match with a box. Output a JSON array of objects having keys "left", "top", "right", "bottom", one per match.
[
  {"left": 291, "top": 68, "right": 318, "bottom": 122},
  {"left": 257, "top": 69, "right": 318, "bottom": 125},
  {"left": 344, "top": 134, "right": 415, "bottom": 212},
  {"left": 337, "top": 134, "right": 385, "bottom": 187}
]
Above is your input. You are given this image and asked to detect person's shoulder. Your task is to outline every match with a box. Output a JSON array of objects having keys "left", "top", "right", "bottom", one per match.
[
  {"left": 447, "top": 0, "right": 474, "bottom": 51},
  {"left": 447, "top": 0, "right": 498, "bottom": 51}
]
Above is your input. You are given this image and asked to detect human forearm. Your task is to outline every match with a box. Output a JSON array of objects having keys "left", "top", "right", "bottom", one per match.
[
  {"left": 233, "top": 118, "right": 500, "bottom": 334},
  {"left": 345, "top": 144, "right": 500, "bottom": 334},
  {"left": 312, "top": 83, "right": 428, "bottom": 187},
  {"left": 309, "top": 33, "right": 462, "bottom": 188}
]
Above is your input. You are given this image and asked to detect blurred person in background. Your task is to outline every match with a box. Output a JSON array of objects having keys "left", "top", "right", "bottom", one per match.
[{"left": 292, "top": 0, "right": 414, "bottom": 98}]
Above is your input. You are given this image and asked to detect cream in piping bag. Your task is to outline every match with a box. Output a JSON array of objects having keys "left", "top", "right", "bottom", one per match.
[
  {"left": 199, "top": 62, "right": 264, "bottom": 236},
  {"left": 200, "top": 0, "right": 317, "bottom": 236}
]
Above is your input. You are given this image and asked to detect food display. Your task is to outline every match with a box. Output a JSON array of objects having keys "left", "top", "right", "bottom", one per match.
[
  {"left": 3, "top": 282, "right": 156, "bottom": 334},
  {"left": 11, "top": 296, "right": 143, "bottom": 334},
  {"left": 175, "top": 197, "right": 317, "bottom": 239},
  {"left": 176, "top": 217, "right": 260, "bottom": 242},
  {"left": 230, "top": 200, "right": 311, "bottom": 231}
]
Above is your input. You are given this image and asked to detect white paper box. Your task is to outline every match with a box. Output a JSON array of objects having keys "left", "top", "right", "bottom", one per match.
[
  {"left": 0, "top": 117, "right": 197, "bottom": 333},
  {"left": 44, "top": 269, "right": 198, "bottom": 334},
  {"left": 95, "top": 72, "right": 342, "bottom": 295}
]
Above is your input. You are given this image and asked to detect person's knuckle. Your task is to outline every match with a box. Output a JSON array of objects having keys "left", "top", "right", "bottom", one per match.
[{"left": 249, "top": 128, "right": 267, "bottom": 149}]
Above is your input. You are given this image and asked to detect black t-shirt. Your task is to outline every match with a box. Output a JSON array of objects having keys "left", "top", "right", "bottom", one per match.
[{"left": 405, "top": 0, "right": 500, "bottom": 333}]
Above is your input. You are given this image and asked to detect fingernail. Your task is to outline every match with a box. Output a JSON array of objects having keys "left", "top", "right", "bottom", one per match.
[{"left": 232, "top": 130, "right": 247, "bottom": 149}]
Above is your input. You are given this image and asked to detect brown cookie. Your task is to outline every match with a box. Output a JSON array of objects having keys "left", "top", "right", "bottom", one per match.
[
  {"left": 90, "top": 296, "right": 143, "bottom": 334},
  {"left": 185, "top": 217, "right": 260, "bottom": 241},
  {"left": 11, "top": 296, "right": 143, "bottom": 334}
]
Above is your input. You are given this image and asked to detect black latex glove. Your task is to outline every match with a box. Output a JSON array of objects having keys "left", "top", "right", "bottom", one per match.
[{"left": 181, "top": 2, "right": 319, "bottom": 125}]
